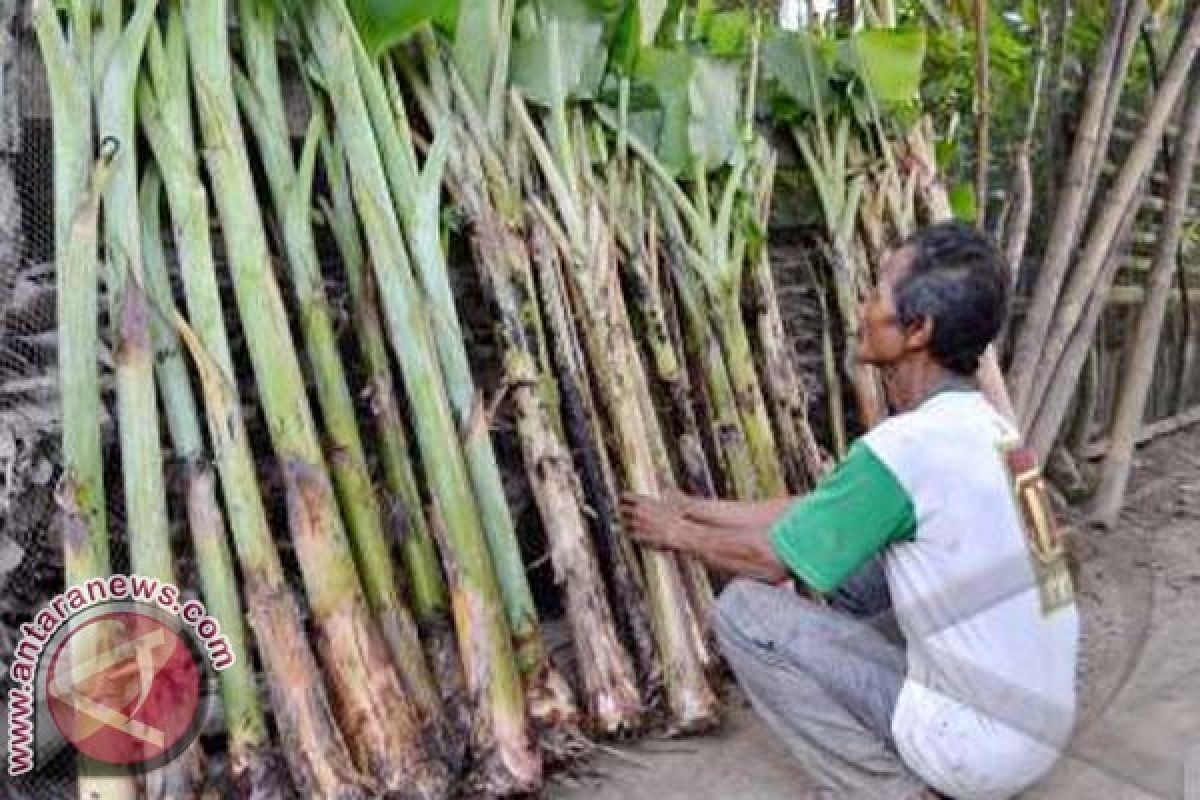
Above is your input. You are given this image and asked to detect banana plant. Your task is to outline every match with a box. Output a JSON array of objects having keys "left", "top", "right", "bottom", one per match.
[
  {"left": 94, "top": 1, "right": 210, "bottom": 794},
  {"left": 345, "top": 2, "right": 581, "bottom": 730},
  {"left": 286, "top": 0, "right": 544, "bottom": 791},
  {"left": 605, "top": 13, "right": 791, "bottom": 499},
  {"left": 507, "top": 0, "right": 721, "bottom": 733},
  {"left": 762, "top": 20, "right": 928, "bottom": 432},
  {"left": 137, "top": 8, "right": 374, "bottom": 794},
  {"left": 34, "top": 4, "right": 138, "bottom": 795},
  {"left": 181, "top": 1, "right": 448, "bottom": 794},
  {"left": 233, "top": 3, "right": 447, "bottom": 756}
]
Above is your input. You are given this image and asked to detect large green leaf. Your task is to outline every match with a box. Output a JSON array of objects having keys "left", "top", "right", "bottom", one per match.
[
  {"left": 347, "top": 0, "right": 460, "bottom": 55},
  {"left": 689, "top": 57, "right": 739, "bottom": 167},
  {"left": 847, "top": 28, "right": 926, "bottom": 112},
  {"left": 761, "top": 29, "right": 836, "bottom": 117},
  {"left": 510, "top": 15, "right": 608, "bottom": 107},
  {"left": 624, "top": 47, "right": 740, "bottom": 174},
  {"left": 631, "top": 46, "right": 695, "bottom": 171}
]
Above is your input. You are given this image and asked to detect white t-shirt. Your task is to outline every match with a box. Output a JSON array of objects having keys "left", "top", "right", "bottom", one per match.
[{"left": 773, "top": 390, "right": 1078, "bottom": 799}]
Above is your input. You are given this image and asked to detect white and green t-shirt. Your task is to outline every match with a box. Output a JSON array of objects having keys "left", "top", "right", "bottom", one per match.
[{"left": 771, "top": 390, "right": 1079, "bottom": 800}]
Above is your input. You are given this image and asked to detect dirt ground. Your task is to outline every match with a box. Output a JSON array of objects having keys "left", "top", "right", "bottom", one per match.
[{"left": 551, "top": 427, "right": 1200, "bottom": 800}]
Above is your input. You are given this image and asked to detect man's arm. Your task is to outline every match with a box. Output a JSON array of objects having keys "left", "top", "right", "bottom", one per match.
[
  {"left": 669, "top": 490, "right": 794, "bottom": 529},
  {"left": 621, "top": 494, "right": 789, "bottom": 583},
  {"left": 623, "top": 441, "right": 917, "bottom": 593}
]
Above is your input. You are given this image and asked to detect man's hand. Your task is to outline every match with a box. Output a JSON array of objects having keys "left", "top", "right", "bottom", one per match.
[
  {"left": 660, "top": 487, "right": 693, "bottom": 515},
  {"left": 620, "top": 492, "right": 687, "bottom": 552},
  {"left": 621, "top": 491, "right": 791, "bottom": 582}
]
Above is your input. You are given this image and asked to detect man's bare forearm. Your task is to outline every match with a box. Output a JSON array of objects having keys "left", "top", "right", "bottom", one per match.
[
  {"left": 677, "top": 493, "right": 794, "bottom": 529},
  {"left": 668, "top": 518, "right": 789, "bottom": 583}
]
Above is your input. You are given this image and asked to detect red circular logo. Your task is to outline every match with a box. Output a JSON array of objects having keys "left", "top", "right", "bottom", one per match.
[{"left": 45, "top": 610, "right": 202, "bottom": 767}]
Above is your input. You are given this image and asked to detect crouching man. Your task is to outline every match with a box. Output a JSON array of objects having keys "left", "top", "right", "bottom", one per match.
[{"left": 622, "top": 222, "right": 1078, "bottom": 800}]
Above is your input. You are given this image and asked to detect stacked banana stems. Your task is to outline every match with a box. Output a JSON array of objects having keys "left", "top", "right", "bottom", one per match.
[{"left": 35, "top": 0, "right": 950, "bottom": 797}]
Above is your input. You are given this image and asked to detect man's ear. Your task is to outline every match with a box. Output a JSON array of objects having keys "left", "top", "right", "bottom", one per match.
[{"left": 903, "top": 315, "right": 934, "bottom": 353}]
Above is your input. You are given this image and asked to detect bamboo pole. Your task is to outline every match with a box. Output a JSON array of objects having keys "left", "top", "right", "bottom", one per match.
[
  {"left": 1028, "top": 214, "right": 1132, "bottom": 459},
  {"left": 180, "top": 2, "right": 446, "bottom": 795},
  {"left": 1089, "top": 70, "right": 1200, "bottom": 526},
  {"left": 1008, "top": 0, "right": 1134, "bottom": 418},
  {"left": 973, "top": 0, "right": 990, "bottom": 232},
  {"left": 1025, "top": 7, "right": 1200, "bottom": 453},
  {"left": 1081, "top": 1, "right": 1150, "bottom": 223},
  {"left": 1002, "top": 0, "right": 1049, "bottom": 279},
  {"left": 1040, "top": 0, "right": 1074, "bottom": 216},
  {"left": 1084, "top": 405, "right": 1200, "bottom": 459}
]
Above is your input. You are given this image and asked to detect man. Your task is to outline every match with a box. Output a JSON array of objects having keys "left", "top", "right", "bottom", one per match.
[{"left": 622, "top": 222, "right": 1079, "bottom": 800}]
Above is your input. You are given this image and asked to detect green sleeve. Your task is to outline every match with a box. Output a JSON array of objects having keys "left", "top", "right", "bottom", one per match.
[{"left": 770, "top": 441, "right": 916, "bottom": 593}]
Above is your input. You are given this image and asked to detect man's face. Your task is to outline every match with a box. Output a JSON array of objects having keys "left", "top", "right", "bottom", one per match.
[{"left": 857, "top": 246, "right": 915, "bottom": 367}]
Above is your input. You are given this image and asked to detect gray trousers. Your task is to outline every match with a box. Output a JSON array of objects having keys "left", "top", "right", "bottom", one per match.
[{"left": 714, "top": 561, "right": 928, "bottom": 800}]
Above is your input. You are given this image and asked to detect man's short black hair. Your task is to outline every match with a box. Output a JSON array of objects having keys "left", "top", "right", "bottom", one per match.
[{"left": 893, "top": 221, "right": 1009, "bottom": 375}]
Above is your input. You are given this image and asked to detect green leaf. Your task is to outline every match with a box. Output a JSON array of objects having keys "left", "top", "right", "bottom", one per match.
[
  {"left": 689, "top": 57, "right": 739, "bottom": 167},
  {"left": 638, "top": 0, "right": 671, "bottom": 42},
  {"left": 848, "top": 28, "right": 926, "bottom": 112},
  {"left": 948, "top": 182, "right": 977, "bottom": 223},
  {"left": 622, "top": 47, "right": 740, "bottom": 174},
  {"left": 631, "top": 46, "right": 695, "bottom": 171},
  {"left": 704, "top": 10, "right": 750, "bottom": 57},
  {"left": 545, "top": 0, "right": 628, "bottom": 32},
  {"left": 434, "top": 0, "right": 462, "bottom": 32},
  {"left": 761, "top": 29, "right": 835, "bottom": 117},
  {"left": 347, "top": 0, "right": 460, "bottom": 55},
  {"left": 510, "top": 15, "right": 607, "bottom": 107},
  {"left": 626, "top": 106, "right": 666, "bottom": 150},
  {"left": 935, "top": 136, "right": 959, "bottom": 171}
]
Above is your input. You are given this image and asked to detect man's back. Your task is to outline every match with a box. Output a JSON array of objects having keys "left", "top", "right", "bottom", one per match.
[{"left": 865, "top": 390, "right": 1079, "bottom": 799}]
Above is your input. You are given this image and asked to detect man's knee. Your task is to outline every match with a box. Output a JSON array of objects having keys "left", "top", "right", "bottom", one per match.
[{"left": 714, "top": 579, "right": 780, "bottom": 654}]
